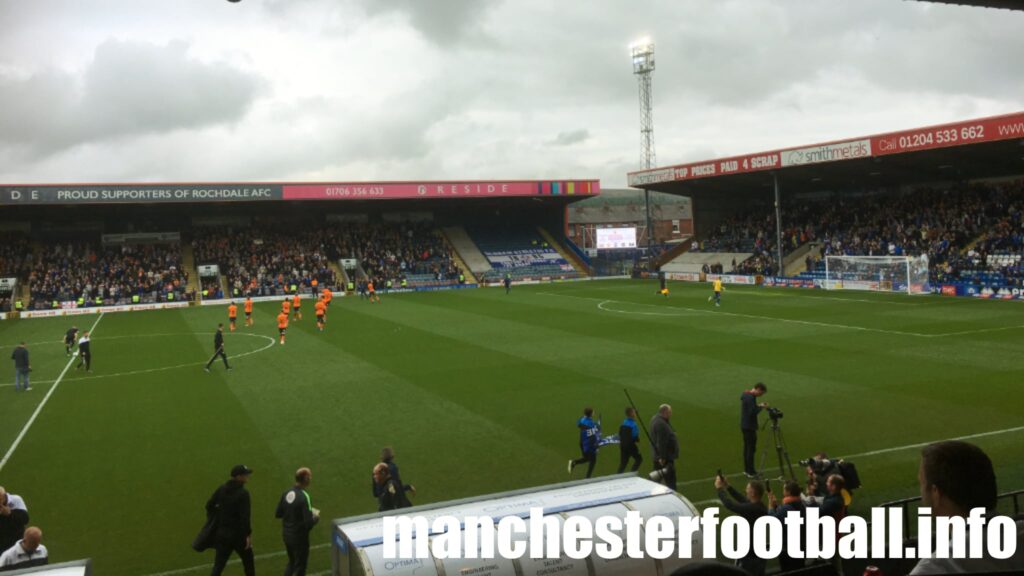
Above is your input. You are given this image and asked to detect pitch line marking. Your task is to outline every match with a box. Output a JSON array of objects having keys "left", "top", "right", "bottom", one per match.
[
  {"left": 0, "top": 313, "right": 104, "bottom": 473},
  {"left": 0, "top": 332, "right": 275, "bottom": 388},
  {"left": 538, "top": 292, "right": 1024, "bottom": 338},
  {"left": 680, "top": 424, "right": 1024, "bottom": 501}
]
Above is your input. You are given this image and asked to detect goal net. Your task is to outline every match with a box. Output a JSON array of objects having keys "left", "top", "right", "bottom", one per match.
[{"left": 823, "top": 255, "right": 930, "bottom": 295}]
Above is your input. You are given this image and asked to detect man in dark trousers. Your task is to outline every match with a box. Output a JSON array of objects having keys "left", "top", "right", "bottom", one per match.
[
  {"left": 568, "top": 407, "right": 599, "bottom": 478},
  {"left": 650, "top": 404, "right": 679, "bottom": 491},
  {"left": 63, "top": 327, "right": 78, "bottom": 357},
  {"left": 379, "top": 448, "right": 415, "bottom": 508},
  {"left": 206, "top": 465, "right": 255, "bottom": 576},
  {"left": 75, "top": 331, "right": 91, "bottom": 372},
  {"left": 9, "top": 343, "right": 30, "bottom": 392},
  {"left": 740, "top": 383, "right": 768, "bottom": 478},
  {"left": 617, "top": 407, "right": 643, "bottom": 473},
  {"left": 276, "top": 467, "right": 319, "bottom": 576},
  {"left": 205, "top": 324, "right": 232, "bottom": 372},
  {"left": 503, "top": 273, "right": 512, "bottom": 294},
  {"left": 769, "top": 480, "right": 806, "bottom": 573}
]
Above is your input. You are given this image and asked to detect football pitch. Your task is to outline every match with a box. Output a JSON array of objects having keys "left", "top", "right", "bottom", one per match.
[{"left": 2, "top": 279, "right": 1023, "bottom": 575}]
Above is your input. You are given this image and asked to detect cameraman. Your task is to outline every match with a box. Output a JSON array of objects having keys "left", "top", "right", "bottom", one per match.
[{"left": 740, "top": 383, "right": 768, "bottom": 478}]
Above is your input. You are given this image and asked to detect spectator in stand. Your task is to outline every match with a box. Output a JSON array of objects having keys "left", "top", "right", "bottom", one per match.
[
  {"left": 910, "top": 441, "right": 1024, "bottom": 574},
  {"left": 0, "top": 487, "right": 29, "bottom": 552},
  {"left": 768, "top": 481, "right": 806, "bottom": 573},
  {"left": 715, "top": 475, "right": 767, "bottom": 576},
  {"left": 0, "top": 526, "right": 46, "bottom": 570},
  {"left": 27, "top": 241, "right": 187, "bottom": 309}
]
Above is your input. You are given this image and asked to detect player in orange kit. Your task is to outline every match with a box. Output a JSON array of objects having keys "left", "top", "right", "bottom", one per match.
[
  {"left": 227, "top": 301, "right": 238, "bottom": 332},
  {"left": 244, "top": 296, "right": 254, "bottom": 326},
  {"left": 277, "top": 310, "right": 289, "bottom": 345},
  {"left": 292, "top": 293, "right": 302, "bottom": 321},
  {"left": 315, "top": 297, "right": 327, "bottom": 332}
]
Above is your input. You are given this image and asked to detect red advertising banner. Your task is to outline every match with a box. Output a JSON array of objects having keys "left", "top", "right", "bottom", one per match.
[
  {"left": 871, "top": 112, "right": 1024, "bottom": 157},
  {"left": 282, "top": 180, "right": 599, "bottom": 201},
  {"left": 627, "top": 111, "right": 1024, "bottom": 187}
]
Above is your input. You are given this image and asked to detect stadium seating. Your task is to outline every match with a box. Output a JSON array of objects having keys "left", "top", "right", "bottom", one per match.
[
  {"left": 466, "top": 225, "right": 580, "bottom": 281},
  {"left": 193, "top": 226, "right": 337, "bottom": 299},
  {"left": 325, "top": 223, "right": 463, "bottom": 288},
  {"left": 693, "top": 181, "right": 1024, "bottom": 290},
  {"left": 26, "top": 241, "right": 188, "bottom": 309}
]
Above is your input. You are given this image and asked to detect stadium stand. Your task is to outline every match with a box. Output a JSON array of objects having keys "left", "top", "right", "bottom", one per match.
[
  {"left": 326, "top": 223, "right": 463, "bottom": 288},
  {"left": 466, "top": 224, "right": 581, "bottom": 282},
  {"left": 192, "top": 225, "right": 337, "bottom": 299},
  {"left": 681, "top": 180, "right": 1024, "bottom": 291},
  {"left": 26, "top": 241, "right": 188, "bottom": 309}
]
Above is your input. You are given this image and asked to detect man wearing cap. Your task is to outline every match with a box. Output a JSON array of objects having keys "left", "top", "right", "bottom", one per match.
[
  {"left": 206, "top": 465, "right": 255, "bottom": 576},
  {"left": 275, "top": 467, "right": 319, "bottom": 576}
]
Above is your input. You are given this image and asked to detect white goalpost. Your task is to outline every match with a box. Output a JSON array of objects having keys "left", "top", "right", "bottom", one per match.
[{"left": 823, "top": 255, "right": 931, "bottom": 295}]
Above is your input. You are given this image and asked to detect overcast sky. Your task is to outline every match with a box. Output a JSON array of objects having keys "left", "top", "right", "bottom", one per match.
[{"left": 0, "top": 0, "right": 1021, "bottom": 187}]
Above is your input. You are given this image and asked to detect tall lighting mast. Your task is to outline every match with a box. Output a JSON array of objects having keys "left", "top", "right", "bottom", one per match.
[{"left": 631, "top": 39, "right": 656, "bottom": 256}]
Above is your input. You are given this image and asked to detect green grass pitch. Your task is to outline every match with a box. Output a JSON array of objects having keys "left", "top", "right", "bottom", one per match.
[{"left": 1, "top": 279, "right": 1022, "bottom": 575}]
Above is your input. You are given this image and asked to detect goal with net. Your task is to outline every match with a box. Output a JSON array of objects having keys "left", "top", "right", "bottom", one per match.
[{"left": 823, "top": 255, "right": 931, "bottom": 295}]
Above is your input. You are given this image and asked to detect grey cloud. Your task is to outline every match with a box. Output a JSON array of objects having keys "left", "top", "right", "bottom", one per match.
[
  {"left": 0, "top": 39, "right": 264, "bottom": 158},
  {"left": 548, "top": 129, "right": 591, "bottom": 147},
  {"left": 359, "top": 0, "right": 498, "bottom": 46}
]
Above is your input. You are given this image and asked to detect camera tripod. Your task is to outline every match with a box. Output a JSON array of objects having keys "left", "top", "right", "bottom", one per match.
[{"left": 757, "top": 415, "right": 796, "bottom": 482}]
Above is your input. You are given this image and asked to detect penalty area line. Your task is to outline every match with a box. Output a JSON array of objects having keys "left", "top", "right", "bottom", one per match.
[{"left": 0, "top": 312, "right": 104, "bottom": 473}]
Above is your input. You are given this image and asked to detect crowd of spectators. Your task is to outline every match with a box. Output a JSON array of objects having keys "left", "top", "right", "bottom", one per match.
[
  {"left": 26, "top": 242, "right": 188, "bottom": 309},
  {"left": 326, "top": 223, "right": 462, "bottom": 287},
  {"left": 690, "top": 181, "right": 1024, "bottom": 286},
  {"left": 193, "top": 226, "right": 337, "bottom": 298},
  {"left": 0, "top": 234, "right": 31, "bottom": 312}
]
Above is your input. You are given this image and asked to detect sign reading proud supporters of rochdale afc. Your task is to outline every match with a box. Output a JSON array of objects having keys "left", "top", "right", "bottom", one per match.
[
  {"left": 0, "top": 180, "right": 599, "bottom": 205},
  {"left": 0, "top": 184, "right": 283, "bottom": 205}
]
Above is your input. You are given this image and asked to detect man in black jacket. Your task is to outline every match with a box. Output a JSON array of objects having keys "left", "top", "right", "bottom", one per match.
[
  {"left": 649, "top": 404, "right": 679, "bottom": 491},
  {"left": 715, "top": 474, "right": 768, "bottom": 576},
  {"left": 276, "top": 467, "right": 319, "bottom": 576},
  {"left": 379, "top": 447, "right": 414, "bottom": 508},
  {"left": 207, "top": 465, "right": 255, "bottom": 576},
  {"left": 9, "top": 343, "right": 30, "bottom": 392},
  {"left": 205, "top": 324, "right": 232, "bottom": 372},
  {"left": 372, "top": 463, "right": 401, "bottom": 512},
  {"left": 769, "top": 480, "right": 806, "bottom": 572},
  {"left": 740, "top": 383, "right": 768, "bottom": 478}
]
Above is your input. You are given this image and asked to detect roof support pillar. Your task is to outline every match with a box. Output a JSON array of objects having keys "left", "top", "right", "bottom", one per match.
[{"left": 774, "top": 173, "right": 784, "bottom": 277}]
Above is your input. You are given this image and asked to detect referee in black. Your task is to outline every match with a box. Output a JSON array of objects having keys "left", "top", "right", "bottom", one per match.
[
  {"left": 275, "top": 467, "right": 319, "bottom": 576},
  {"left": 205, "top": 324, "right": 232, "bottom": 372}
]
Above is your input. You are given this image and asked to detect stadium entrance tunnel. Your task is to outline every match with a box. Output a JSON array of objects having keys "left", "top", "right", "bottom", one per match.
[{"left": 331, "top": 475, "right": 704, "bottom": 576}]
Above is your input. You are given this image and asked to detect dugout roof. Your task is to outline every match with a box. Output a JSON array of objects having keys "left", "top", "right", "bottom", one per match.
[{"left": 627, "top": 111, "right": 1024, "bottom": 200}]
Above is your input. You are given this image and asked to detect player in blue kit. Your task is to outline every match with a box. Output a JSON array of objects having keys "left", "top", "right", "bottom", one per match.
[{"left": 568, "top": 407, "right": 600, "bottom": 478}]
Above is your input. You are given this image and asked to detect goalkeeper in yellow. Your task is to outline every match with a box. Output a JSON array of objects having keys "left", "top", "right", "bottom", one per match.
[{"left": 708, "top": 278, "right": 723, "bottom": 306}]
